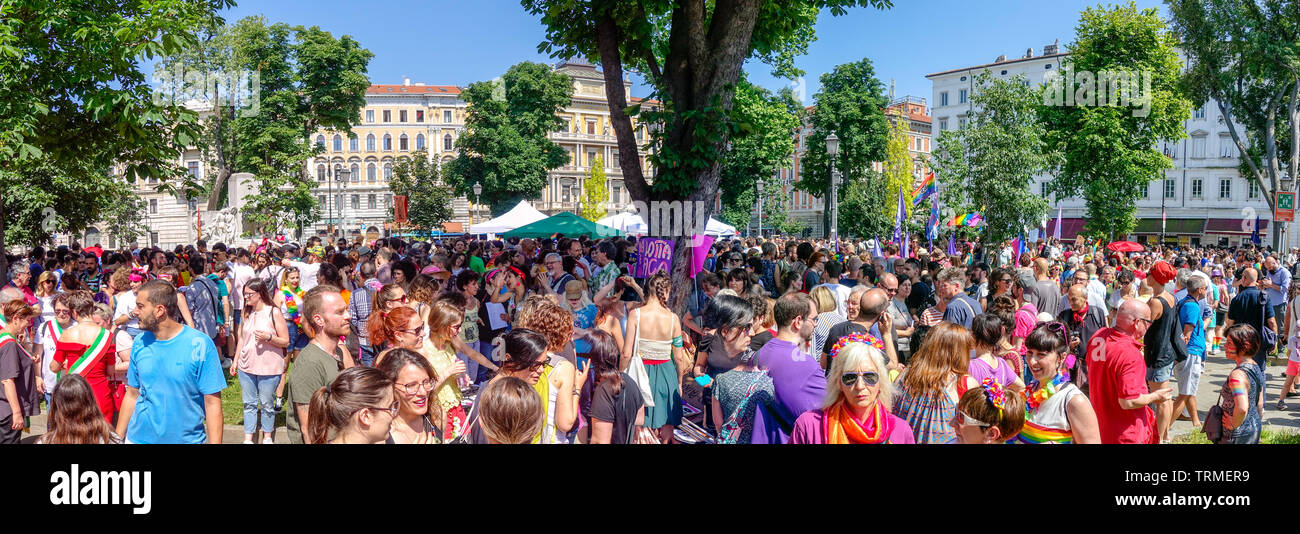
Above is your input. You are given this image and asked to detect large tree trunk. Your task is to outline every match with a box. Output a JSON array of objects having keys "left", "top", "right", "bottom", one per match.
[{"left": 0, "top": 192, "right": 8, "bottom": 284}]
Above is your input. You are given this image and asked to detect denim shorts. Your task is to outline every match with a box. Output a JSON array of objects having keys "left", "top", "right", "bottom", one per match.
[
  {"left": 286, "top": 322, "right": 310, "bottom": 351},
  {"left": 1146, "top": 360, "right": 1174, "bottom": 383}
]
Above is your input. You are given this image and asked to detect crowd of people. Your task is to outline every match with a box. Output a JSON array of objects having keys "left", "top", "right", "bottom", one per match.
[{"left": 0, "top": 231, "right": 1291, "bottom": 445}]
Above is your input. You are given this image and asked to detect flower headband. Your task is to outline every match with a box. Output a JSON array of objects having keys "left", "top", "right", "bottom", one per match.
[
  {"left": 129, "top": 265, "right": 149, "bottom": 282},
  {"left": 828, "top": 331, "right": 884, "bottom": 360},
  {"left": 1034, "top": 321, "right": 1077, "bottom": 378},
  {"left": 981, "top": 377, "right": 1006, "bottom": 418}
]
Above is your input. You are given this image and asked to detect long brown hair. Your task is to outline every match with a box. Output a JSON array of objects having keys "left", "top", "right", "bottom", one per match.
[
  {"left": 307, "top": 367, "right": 394, "bottom": 444},
  {"left": 42, "top": 374, "right": 115, "bottom": 444},
  {"left": 365, "top": 283, "right": 407, "bottom": 341},
  {"left": 582, "top": 329, "right": 623, "bottom": 395},
  {"left": 899, "top": 322, "right": 973, "bottom": 396},
  {"left": 645, "top": 271, "right": 670, "bottom": 306}
]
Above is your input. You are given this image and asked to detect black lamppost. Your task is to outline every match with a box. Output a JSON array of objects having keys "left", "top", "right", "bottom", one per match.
[{"left": 826, "top": 132, "right": 840, "bottom": 251}]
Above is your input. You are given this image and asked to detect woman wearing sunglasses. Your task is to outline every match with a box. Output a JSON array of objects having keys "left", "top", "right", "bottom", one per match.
[
  {"left": 1013, "top": 322, "right": 1099, "bottom": 444},
  {"left": 789, "top": 338, "right": 914, "bottom": 444},
  {"left": 949, "top": 379, "right": 1025, "bottom": 444},
  {"left": 307, "top": 366, "right": 397, "bottom": 445},
  {"left": 375, "top": 348, "right": 441, "bottom": 444}
]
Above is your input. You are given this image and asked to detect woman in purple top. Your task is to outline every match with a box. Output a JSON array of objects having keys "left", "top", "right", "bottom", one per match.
[
  {"left": 790, "top": 342, "right": 914, "bottom": 444},
  {"left": 967, "top": 314, "right": 1025, "bottom": 391}
]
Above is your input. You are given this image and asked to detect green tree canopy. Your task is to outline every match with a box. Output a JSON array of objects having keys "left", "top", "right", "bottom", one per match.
[
  {"left": 718, "top": 78, "right": 800, "bottom": 233},
  {"left": 389, "top": 150, "right": 455, "bottom": 234},
  {"left": 931, "top": 71, "right": 1059, "bottom": 244},
  {"left": 1041, "top": 2, "right": 1190, "bottom": 239},
  {"left": 443, "top": 61, "right": 572, "bottom": 217},
  {"left": 0, "top": 0, "right": 232, "bottom": 276},
  {"left": 579, "top": 156, "right": 610, "bottom": 221}
]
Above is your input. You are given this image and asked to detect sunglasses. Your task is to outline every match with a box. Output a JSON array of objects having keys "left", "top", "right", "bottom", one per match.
[
  {"left": 397, "top": 325, "right": 427, "bottom": 337},
  {"left": 840, "top": 371, "right": 879, "bottom": 388},
  {"left": 957, "top": 410, "right": 990, "bottom": 428}
]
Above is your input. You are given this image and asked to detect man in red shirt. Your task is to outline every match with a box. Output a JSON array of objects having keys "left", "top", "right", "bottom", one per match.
[{"left": 1085, "top": 299, "right": 1174, "bottom": 443}]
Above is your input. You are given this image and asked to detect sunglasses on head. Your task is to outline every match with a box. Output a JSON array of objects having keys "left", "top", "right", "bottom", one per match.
[{"left": 840, "top": 371, "right": 879, "bottom": 388}]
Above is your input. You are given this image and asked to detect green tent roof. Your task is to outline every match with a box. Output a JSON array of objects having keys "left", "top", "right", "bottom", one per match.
[{"left": 502, "top": 212, "right": 623, "bottom": 238}]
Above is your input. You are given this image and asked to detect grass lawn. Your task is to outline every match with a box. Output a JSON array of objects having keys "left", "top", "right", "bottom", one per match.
[
  {"left": 1173, "top": 427, "right": 1300, "bottom": 444},
  {"left": 220, "top": 363, "right": 290, "bottom": 429}
]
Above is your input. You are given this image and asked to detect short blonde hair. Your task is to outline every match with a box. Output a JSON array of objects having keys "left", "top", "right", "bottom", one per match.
[
  {"left": 823, "top": 343, "right": 895, "bottom": 412},
  {"left": 810, "top": 286, "right": 837, "bottom": 314}
]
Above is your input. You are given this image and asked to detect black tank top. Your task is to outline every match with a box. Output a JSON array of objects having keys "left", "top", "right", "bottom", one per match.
[{"left": 1143, "top": 295, "right": 1177, "bottom": 369}]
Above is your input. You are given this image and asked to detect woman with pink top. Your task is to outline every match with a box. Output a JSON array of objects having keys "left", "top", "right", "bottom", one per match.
[{"left": 231, "top": 278, "right": 290, "bottom": 444}]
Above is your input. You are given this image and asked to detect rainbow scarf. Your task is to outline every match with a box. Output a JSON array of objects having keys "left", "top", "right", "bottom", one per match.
[
  {"left": 823, "top": 400, "right": 893, "bottom": 444},
  {"left": 1015, "top": 420, "right": 1073, "bottom": 444},
  {"left": 281, "top": 286, "right": 302, "bottom": 326}
]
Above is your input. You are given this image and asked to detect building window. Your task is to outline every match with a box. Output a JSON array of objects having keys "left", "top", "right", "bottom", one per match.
[
  {"left": 399, "top": 134, "right": 408, "bottom": 151},
  {"left": 1220, "top": 135, "right": 1234, "bottom": 158},
  {"left": 1249, "top": 180, "right": 1260, "bottom": 198},
  {"left": 443, "top": 134, "right": 453, "bottom": 151},
  {"left": 336, "top": 195, "right": 343, "bottom": 211},
  {"left": 150, "top": 232, "right": 158, "bottom": 246},
  {"left": 1192, "top": 135, "right": 1206, "bottom": 158},
  {"left": 368, "top": 194, "right": 377, "bottom": 210},
  {"left": 317, "top": 195, "right": 326, "bottom": 208},
  {"left": 1191, "top": 178, "right": 1203, "bottom": 199},
  {"left": 587, "top": 150, "right": 597, "bottom": 166},
  {"left": 382, "top": 110, "right": 391, "bottom": 123},
  {"left": 383, "top": 162, "right": 392, "bottom": 180},
  {"left": 1194, "top": 105, "right": 1205, "bottom": 120},
  {"left": 938, "top": 118, "right": 948, "bottom": 131},
  {"left": 443, "top": 110, "right": 452, "bottom": 123},
  {"left": 586, "top": 119, "right": 596, "bottom": 135},
  {"left": 1140, "top": 182, "right": 1149, "bottom": 199},
  {"left": 958, "top": 117, "right": 967, "bottom": 129},
  {"left": 350, "top": 163, "right": 359, "bottom": 179},
  {"left": 351, "top": 194, "right": 359, "bottom": 210},
  {"left": 1040, "top": 182, "right": 1050, "bottom": 198},
  {"left": 333, "top": 135, "right": 342, "bottom": 152},
  {"left": 399, "top": 110, "right": 407, "bottom": 123},
  {"left": 561, "top": 185, "right": 571, "bottom": 204},
  {"left": 613, "top": 185, "right": 622, "bottom": 204},
  {"left": 940, "top": 92, "right": 948, "bottom": 106},
  {"left": 315, "top": 135, "right": 325, "bottom": 149},
  {"left": 350, "top": 136, "right": 359, "bottom": 152},
  {"left": 611, "top": 150, "right": 620, "bottom": 167},
  {"left": 366, "top": 110, "right": 374, "bottom": 123},
  {"left": 316, "top": 164, "right": 325, "bottom": 181},
  {"left": 958, "top": 89, "right": 968, "bottom": 104},
  {"left": 636, "top": 127, "right": 644, "bottom": 142},
  {"left": 366, "top": 134, "right": 376, "bottom": 151},
  {"left": 1220, "top": 178, "right": 1232, "bottom": 199},
  {"left": 1164, "top": 179, "right": 1175, "bottom": 199},
  {"left": 416, "top": 134, "right": 425, "bottom": 150},
  {"left": 416, "top": 110, "right": 424, "bottom": 123},
  {"left": 367, "top": 163, "right": 376, "bottom": 181},
  {"left": 149, "top": 199, "right": 157, "bottom": 214},
  {"left": 187, "top": 161, "right": 200, "bottom": 180},
  {"left": 383, "top": 134, "right": 392, "bottom": 151}
]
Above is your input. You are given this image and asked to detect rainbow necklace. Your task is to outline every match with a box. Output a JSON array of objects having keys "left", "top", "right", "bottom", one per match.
[{"left": 1025, "top": 373, "right": 1070, "bottom": 411}]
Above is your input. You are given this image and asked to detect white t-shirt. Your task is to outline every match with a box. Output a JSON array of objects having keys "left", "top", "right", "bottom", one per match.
[
  {"left": 288, "top": 261, "right": 322, "bottom": 292},
  {"left": 113, "top": 329, "right": 134, "bottom": 382},
  {"left": 114, "top": 291, "right": 139, "bottom": 330},
  {"left": 814, "top": 282, "right": 852, "bottom": 318},
  {"left": 229, "top": 262, "right": 256, "bottom": 310},
  {"left": 37, "top": 320, "right": 72, "bottom": 392}
]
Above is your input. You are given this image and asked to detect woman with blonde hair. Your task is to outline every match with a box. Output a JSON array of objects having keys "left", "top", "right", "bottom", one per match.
[
  {"left": 891, "top": 322, "right": 979, "bottom": 444},
  {"left": 809, "top": 285, "right": 846, "bottom": 363},
  {"left": 790, "top": 340, "right": 915, "bottom": 444},
  {"left": 422, "top": 298, "right": 497, "bottom": 440}
]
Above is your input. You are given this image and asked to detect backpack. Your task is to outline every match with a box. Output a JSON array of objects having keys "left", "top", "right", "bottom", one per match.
[{"left": 186, "top": 276, "right": 220, "bottom": 339}]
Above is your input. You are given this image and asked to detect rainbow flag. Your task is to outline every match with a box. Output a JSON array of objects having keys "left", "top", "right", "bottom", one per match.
[
  {"left": 947, "top": 212, "right": 983, "bottom": 227},
  {"left": 911, "top": 172, "right": 935, "bottom": 207}
]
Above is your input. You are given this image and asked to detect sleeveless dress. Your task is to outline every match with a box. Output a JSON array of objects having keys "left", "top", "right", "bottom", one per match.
[
  {"left": 421, "top": 341, "right": 467, "bottom": 440},
  {"left": 1015, "top": 382, "right": 1084, "bottom": 444},
  {"left": 1219, "top": 361, "right": 1264, "bottom": 444},
  {"left": 892, "top": 375, "right": 960, "bottom": 444},
  {"left": 633, "top": 309, "right": 683, "bottom": 429}
]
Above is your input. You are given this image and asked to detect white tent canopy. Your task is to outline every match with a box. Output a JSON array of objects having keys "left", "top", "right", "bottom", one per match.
[
  {"left": 468, "top": 200, "right": 547, "bottom": 234},
  {"left": 593, "top": 210, "right": 736, "bottom": 237}
]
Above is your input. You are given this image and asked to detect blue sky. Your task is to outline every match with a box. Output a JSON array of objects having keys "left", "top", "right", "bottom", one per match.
[{"left": 220, "top": 0, "right": 1168, "bottom": 106}]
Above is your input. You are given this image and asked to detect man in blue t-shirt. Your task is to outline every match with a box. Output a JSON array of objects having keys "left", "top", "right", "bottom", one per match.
[
  {"left": 1172, "top": 275, "right": 1208, "bottom": 424},
  {"left": 936, "top": 266, "right": 982, "bottom": 329},
  {"left": 116, "top": 280, "right": 225, "bottom": 444}
]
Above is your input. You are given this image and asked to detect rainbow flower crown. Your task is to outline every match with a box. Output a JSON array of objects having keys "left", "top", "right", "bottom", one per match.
[{"left": 828, "top": 331, "right": 885, "bottom": 360}]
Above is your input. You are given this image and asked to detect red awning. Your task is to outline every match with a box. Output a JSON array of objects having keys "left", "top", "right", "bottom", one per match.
[
  {"left": 1044, "top": 218, "right": 1086, "bottom": 240},
  {"left": 1204, "top": 218, "right": 1269, "bottom": 234}
]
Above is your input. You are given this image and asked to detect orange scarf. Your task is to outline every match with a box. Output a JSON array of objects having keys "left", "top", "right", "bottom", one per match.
[{"left": 823, "top": 400, "right": 892, "bottom": 444}]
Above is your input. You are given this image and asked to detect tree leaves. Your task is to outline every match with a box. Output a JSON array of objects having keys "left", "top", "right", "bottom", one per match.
[{"left": 389, "top": 150, "right": 455, "bottom": 233}]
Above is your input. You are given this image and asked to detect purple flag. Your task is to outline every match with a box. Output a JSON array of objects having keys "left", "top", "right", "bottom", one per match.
[
  {"left": 1053, "top": 205, "right": 1062, "bottom": 241},
  {"left": 947, "top": 233, "right": 957, "bottom": 255},
  {"left": 901, "top": 231, "right": 910, "bottom": 259},
  {"left": 893, "top": 188, "right": 905, "bottom": 243},
  {"left": 872, "top": 235, "right": 883, "bottom": 258}
]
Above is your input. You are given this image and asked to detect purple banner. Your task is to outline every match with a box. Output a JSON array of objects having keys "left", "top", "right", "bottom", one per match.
[{"left": 635, "top": 237, "right": 675, "bottom": 278}]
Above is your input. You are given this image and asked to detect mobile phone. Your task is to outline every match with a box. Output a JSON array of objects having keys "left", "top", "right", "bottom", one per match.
[
  {"left": 576, "top": 356, "right": 589, "bottom": 370},
  {"left": 694, "top": 375, "right": 712, "bottom": 387}
]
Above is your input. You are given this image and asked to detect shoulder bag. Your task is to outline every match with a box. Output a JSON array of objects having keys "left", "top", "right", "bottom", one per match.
[
  {"left": 1260, "top": 292, "right": 1278, "bottom": 349},
  {"left": 625, "top": 308, "right": 656, "bottom": 408},
  {"left": 1203, "top": 396, "right": 1225, "bottom": 444}
]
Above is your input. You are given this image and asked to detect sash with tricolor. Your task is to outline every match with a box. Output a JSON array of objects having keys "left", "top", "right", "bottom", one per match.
[
  {"left": 60, "top": 327, "right": 111, "bottom": 379},
  {"left": 0, "top": 332, "right": 24, "bottom": 354},
  {"left": 46, "top": 318, "right": 63, "bottom": 344}
]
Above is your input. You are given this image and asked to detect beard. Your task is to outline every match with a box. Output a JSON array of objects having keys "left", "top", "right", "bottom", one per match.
[{"left": 138, "top": 310, "right": 161, "bottom": 332}]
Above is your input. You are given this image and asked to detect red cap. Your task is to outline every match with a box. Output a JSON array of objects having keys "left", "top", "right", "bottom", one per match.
[{"left": 1149, "top": 261, "right": 1176, "bottom": 285}]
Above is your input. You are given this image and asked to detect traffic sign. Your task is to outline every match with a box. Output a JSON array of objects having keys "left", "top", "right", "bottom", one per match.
[{"left": 1277, "top": 191, "right": 1295, "bottom": 222}]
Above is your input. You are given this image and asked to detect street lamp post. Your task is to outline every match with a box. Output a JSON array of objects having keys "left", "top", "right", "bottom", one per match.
[
  {"left": 756, "top": 178, "right": 764, "bottom": 238},
  {"left": 327, "top": 166, "right": 351, "bottom": 239},
  {"left": 826, "top": 133, "right": 840, "bottom": 252},
  {"left": 473, "top": 182, "right": 483, "bottom": 231}
]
